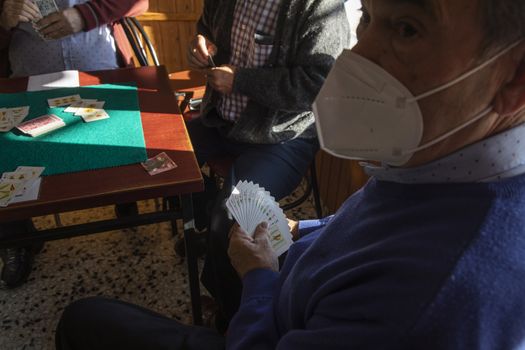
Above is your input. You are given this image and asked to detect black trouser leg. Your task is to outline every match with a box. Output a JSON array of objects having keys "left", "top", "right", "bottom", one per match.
[
  {"left": 56, "top": 297, "right": 225, "bottom": 350},
  {"left": 200, "top": 188, "right": 238, "bottom": 330}
]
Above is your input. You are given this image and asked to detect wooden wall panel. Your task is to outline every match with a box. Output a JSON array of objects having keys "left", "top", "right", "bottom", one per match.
[
  {"left": 316, "top": 153, "right": 369, "bottom": 214},
  {"left": 137, "top": 0, "right": 203, "bottom": 73}
]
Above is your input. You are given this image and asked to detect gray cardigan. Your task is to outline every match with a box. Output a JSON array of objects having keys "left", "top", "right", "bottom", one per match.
[{"left": 197, "top": 0, "right": 351, "bottom": 144}]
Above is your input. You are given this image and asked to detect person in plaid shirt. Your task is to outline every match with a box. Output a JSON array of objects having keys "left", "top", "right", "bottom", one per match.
[{"left": 185, "top": 0, "right": 351, "bottom": 332}]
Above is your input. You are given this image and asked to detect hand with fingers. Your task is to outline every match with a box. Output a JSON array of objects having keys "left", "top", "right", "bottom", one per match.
[
  {"left": 228, "top": 222, "right": 279, "bottom": 279},
  {"left": 206, "top": 64, "right": 236, "bottom": 95},
  {"left": 187, "top": 34, "right": 218, "bottom": 69},
  {"left": 35, "top": 7, "right": 85, "bottom": 40},
  {"left": 0, "top": 0, "right": 42, "bottom": 30}
]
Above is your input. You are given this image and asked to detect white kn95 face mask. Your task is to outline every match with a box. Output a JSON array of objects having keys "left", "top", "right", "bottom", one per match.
[{"left": 313, "top": 43, "right": 519, "bottom": 166}]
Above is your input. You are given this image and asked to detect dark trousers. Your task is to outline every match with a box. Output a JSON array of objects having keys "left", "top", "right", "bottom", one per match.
[
  {"left": 186, "top": 117, "right": 318, "bottom": 327},
  {"left": 55, "top": 297, "right": 225, "bottom": 350},
  {"left": 0, "top": 220, "right": 34, "bottom": 239}
]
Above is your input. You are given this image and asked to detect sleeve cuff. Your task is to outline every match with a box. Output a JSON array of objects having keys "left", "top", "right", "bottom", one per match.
[
  {"left": 241, "top": 268, "right": 280, "bottom": 302},
  {"left": 298, "top": 216, "right": 334, "bottom": 238}
]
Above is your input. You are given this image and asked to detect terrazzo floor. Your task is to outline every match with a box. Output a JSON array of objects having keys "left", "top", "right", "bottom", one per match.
[{"left": 0, "top": 185, "right": 320, "bottom": 349}]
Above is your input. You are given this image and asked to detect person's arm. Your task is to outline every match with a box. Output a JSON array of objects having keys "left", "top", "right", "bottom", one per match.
[
  {"left": 226, "top": 269, "right": 281, "bottom": 350},
  {"left": 74, "top": 0, "right": 148, "bottom": 32},
  {"left": 233, "top": 0, "right": 350, "bottom": 112}
]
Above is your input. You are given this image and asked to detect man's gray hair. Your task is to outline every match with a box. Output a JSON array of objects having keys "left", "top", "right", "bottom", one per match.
[{"left": 482, "top": 1, "right": 525, "bottom": 53}]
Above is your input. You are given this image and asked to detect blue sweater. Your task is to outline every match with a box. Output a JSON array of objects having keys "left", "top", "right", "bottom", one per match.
[{"left": 227, "top": 175, "right": 525, "bottom": 349}]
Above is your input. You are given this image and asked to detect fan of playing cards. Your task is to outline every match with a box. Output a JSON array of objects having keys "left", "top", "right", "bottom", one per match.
[{"left": 226, "top": 181, "right": 293, "bottom": 256}]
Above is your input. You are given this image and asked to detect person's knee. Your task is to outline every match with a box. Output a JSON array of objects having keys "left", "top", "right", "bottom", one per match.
[
  {"left": 56, "top": 297, "right": 107, "bottom": 349},
  {"left": 60, "top": 297, "right": 105, "bottom": 330}
]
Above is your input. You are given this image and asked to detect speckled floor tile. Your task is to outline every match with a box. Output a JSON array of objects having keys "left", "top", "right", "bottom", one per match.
[{"left": 0, "top": 183, "right": 322, "bottom": 350}]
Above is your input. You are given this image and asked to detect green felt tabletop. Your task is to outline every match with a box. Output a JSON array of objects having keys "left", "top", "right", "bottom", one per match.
[{"left": 0, "top": 84, "right": 147, "bottom": 176}]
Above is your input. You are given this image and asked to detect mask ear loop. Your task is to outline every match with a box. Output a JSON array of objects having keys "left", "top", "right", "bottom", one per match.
[
  {"left": 402, "top": 107, "right": 493, "bottom": 155},
  {"left": 400, "top": 41, "right": 522, "bottom": 156},
  {"left": 407, "top": 41, "right": 522, "bottom": 104}
]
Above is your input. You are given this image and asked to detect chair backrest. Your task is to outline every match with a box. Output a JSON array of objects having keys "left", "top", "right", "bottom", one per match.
[{"left": 119, "top": 17, "right": 160, "bottom": 67}]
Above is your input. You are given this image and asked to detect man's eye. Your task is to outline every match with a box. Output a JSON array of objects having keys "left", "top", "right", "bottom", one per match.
[{"left": 397, "top": 22, "right": 418, "bottom": 38}]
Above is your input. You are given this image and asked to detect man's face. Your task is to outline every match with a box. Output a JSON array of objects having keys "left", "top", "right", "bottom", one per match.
[{"left": 353, "top": 0, "right": 512, "bottom": 166}]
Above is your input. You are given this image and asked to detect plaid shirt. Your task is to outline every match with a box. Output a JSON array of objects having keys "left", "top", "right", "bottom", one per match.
[{"left": 219, "top": 0, "right": 281, "bottom": 122}]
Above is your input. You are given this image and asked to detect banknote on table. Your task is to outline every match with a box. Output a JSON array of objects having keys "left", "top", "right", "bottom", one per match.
[{"left": 34, "top": 0, "right": 59, "bottom": 17}]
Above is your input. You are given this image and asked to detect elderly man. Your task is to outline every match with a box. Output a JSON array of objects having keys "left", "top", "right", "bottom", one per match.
[
  {"left": 0, "top": 0, "right": 148, "bottom": 288},
  {"left": 56, "top": 0, "right": 525, "bottom": 349}
]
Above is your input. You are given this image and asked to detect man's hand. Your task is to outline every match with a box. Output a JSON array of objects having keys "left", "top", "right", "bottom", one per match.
[
  {"left": 187, "top": 34, "right": 217, "bottom": 69},
  {"left": 0, "top": 0, "right": 42, "bottom": 30},
  {"left": 228, "top": 222, "right": 278, "bottom": 279},
  {"left": 207, "top": 65, "right": 235, "bottom": 95},
  {"left": 35, "top": 7, "right": 85, "bottom": 40}
]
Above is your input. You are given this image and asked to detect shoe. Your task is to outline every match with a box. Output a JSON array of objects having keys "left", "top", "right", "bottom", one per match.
[
  {"left": 174, "top": 229, "right": 208, "bottom": 258},
  {"left": 0, "top": 246, "right": 35, "bottom": 288}
]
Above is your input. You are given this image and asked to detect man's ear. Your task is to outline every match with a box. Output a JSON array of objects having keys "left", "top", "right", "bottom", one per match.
[{"left": 493, "top": 50, "right": 525, "bottom": 117}]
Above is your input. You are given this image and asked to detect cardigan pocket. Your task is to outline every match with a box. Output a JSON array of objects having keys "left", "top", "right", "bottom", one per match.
[{"left": 251, "top": 31, "right": 274, "bottom": 68}]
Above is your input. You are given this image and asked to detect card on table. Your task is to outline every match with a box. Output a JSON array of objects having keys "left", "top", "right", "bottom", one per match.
[
  {"left": 17, "top": 114, "right": 65, "bottom": 137},
  {"left": 2, "top": 166, "right": 45, "bottom": 191},
  {"left": 0, "top": 180, "right": 23, "bottom": 207},
  {"left": 82, "top": 110, "right": 110, "bottom": 123},
  {"left": 47, "top": 94, "right": 81, "bottom": 108},
  {"left": 141, "top": 152, "right": 177, "bottom": 176},
  {"left": 74, "top": 101, "right": 106, "bottom": 116},
  {"left": 0, "top": 106, "right": 30, "bottom": 132},
  {"left": 64, "top": 99, "right": 97, "bottom": 113},
  {"left": 0, "top": 166, "right": 45, "bottom": 206}
]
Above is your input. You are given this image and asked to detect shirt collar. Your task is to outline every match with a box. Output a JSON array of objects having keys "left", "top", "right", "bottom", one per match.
[{"left": 363, "top": 123, "right": 525, "bottom": 184}]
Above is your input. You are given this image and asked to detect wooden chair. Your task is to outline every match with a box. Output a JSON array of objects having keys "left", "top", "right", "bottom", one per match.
[{"left": 119, "top": 17, "right": 160, "bottom": 67}]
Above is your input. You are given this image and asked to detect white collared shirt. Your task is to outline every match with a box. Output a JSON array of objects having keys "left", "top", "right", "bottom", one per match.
[{"left": 363, "top": 123, "right": 525, "bottom": 184}]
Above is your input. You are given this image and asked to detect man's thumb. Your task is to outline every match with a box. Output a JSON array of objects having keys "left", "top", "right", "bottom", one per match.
[{"left": 254, "top": 222, "right": 269, "bottom": 239}]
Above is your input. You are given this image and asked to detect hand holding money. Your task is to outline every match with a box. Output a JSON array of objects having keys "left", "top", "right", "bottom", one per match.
[{"left": 0, "top": 0, "right": 42, "bottom": 30}]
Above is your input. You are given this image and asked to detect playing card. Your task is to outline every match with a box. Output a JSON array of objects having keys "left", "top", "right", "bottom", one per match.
[
  {"left": 17, "top": 114, "right": 65, "bottom": 137},
  {"left": 0, "top": 106, "right": 30, "bottom": 132},
  {"left": 34, "top": 0, "right": 59, "bottom": 17},
  {"left": 13, "top": 166, "right": 45, "bottom": 192},
  {"left": 9, "top": 106, "right": 30, "bottom": 124},
  {"left": 0, "top": 167, "right": 45, "bottom": 206},
  {"left": 82, "top": 110, "right": 110, "bottom": 123},
  {"left": 74, "top": 101, "right": 105, "bottom": 116},
  {"left": 0, "top": 108, "right": 11, "bottom": 124},
  {"left": 0, "top": 180, "right": 23, "bottom": 207},
  {"left": 64, "top": 99, "right": 97, "bottom": 113},
  {"left": 47, "top": 94, "right": 81, "bottom": 108},
  {"left": 141, "top": 152, "right": 178, "bottom": 175},
  {"left": 10, "top": 177, "right": 42, "bottom": 204}
]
